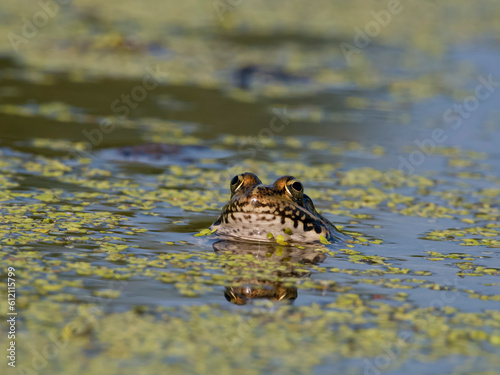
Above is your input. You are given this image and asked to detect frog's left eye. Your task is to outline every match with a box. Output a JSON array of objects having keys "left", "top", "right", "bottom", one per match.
[
  {"left": 285, "top": 178, "right": 304, "bottom": 199},
  {"left": 230, "top": 174, "right": 244, "bottom": 194},
  {"left": 291, "top": 181, "right": 303, "bottom": 192}
]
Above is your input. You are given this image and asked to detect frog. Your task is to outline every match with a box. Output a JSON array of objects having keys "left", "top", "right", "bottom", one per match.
[{"left": 210, "top": 172, "right": 345, "bottom": 243}]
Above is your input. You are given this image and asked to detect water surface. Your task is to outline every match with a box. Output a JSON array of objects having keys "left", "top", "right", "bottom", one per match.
[{"left": 0, "top": 1, "right": 500, "bottom": 374}]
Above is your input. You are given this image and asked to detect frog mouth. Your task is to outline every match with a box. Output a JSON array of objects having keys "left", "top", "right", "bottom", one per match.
[
  {"left": 220, "top": 210, "right": 317, "bottom": 225},
  {"left": 221, "top": 205, "right": 316, "bottom": 220}
]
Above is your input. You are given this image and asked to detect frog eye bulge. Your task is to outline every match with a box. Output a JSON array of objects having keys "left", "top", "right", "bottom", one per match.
[
  {"left": 230, "top": 174, "right": 244, "bottom": 194},
  {"left": 285, "top": 178, "right": 304, "bottom": 199},
  {"left": 291, "top": 181, "right": 303, "bottom": 192}
]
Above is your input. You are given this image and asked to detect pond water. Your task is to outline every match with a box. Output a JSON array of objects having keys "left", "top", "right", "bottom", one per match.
[{"left": 0, "top": 1, "right": 500, "bottom": 374}]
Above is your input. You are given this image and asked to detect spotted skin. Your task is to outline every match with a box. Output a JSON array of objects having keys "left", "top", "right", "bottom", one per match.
[{"left": 210, "top": 173, "right": 345, "bottom": 243}]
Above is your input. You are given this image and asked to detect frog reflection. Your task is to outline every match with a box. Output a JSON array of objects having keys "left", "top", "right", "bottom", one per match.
[
  {"left": 224, "top": 283, "right": 297, "bottom": 306},
  {"left": 213, "top": 240, "right": 326, "bottom": 306}
]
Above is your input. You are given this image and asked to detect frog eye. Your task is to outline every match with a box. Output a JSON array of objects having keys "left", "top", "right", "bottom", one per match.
[
  {"left": 285, "top": 178, "right": 304, "bottom": 199},
  {"left": 230, "top": 174, "right": 244, "bottom": 194},
  {"left": 291, "top": 181, "right": 303, "bottom": 192}
]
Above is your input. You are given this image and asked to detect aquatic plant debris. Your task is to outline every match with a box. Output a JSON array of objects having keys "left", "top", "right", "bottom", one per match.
[
  {"left": 1, "top": 135, "right": 499, "bottom": 373},
  {"left": 1, "top": 0, "right": 500, "bottom": 374}
]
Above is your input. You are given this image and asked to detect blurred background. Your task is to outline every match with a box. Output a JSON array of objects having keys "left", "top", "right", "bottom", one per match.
[
  {"left": 1, "top": 1, "right": 500, "bottom": 374},
  {"left": 2, "top": 0, "right": 500, "bottom": 157}
]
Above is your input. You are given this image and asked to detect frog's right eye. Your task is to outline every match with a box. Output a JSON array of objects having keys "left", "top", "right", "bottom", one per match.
[
  {"left": 230, "top": 174, "right": 244, "bottom": 194},
  {"left": 285, "top": 177, "right": 304, "bottom": 201}
]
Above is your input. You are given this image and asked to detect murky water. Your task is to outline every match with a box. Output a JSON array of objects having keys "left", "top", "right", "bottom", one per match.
[{"left": 1, "top": 1, "right": 500, "bottom": 374}]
